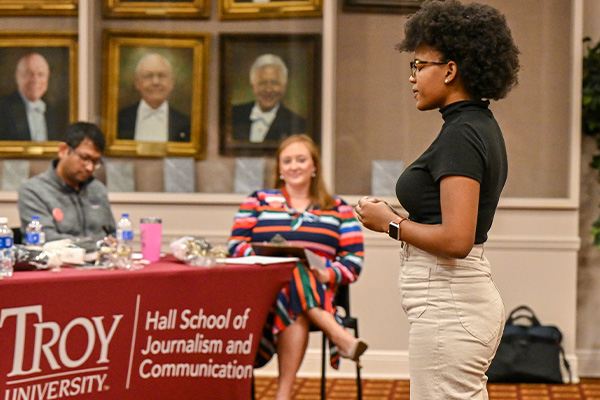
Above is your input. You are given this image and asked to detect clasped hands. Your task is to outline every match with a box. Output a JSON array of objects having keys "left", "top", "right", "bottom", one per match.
[{"left": 354, "top": 196, "right": 401, "bottom": 233}]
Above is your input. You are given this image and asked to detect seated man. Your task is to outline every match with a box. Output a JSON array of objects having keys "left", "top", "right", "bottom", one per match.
[{"left": 18, "top": 122, "right": 115, "bottom": 242}]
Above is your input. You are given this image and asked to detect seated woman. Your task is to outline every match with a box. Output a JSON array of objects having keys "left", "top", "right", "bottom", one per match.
[{"left": 227, "top": 134, "right": 368, "bottom": 400}]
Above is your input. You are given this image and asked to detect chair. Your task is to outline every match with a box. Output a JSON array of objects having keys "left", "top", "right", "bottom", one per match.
[
  {"left": 250, "top": 284, "right": 363, "bottom": 400},
  {"left": 319, "top": 284, "right": 363, "bottom": 400}
]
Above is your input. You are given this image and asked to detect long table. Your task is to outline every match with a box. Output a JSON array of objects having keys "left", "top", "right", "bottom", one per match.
[{"left": 0, "top": 256, "right": 296, "bottom": 400}]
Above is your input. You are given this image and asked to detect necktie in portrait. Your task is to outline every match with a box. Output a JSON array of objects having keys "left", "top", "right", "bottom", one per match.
[{"left": 28, "top": 101, "right": 47, "bottom": 142}]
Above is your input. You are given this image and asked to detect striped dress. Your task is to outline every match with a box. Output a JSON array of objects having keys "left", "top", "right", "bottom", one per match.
[{"left": 227, "top": 188, "right": 364, "bottom": 368}]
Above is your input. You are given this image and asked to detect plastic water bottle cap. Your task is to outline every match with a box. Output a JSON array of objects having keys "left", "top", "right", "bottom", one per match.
[
  {"left": 0, "top": 217, "right": 7, "bottom": 224},
  {"left": 122, "top": 213, "right": 129, "bottom": 218},
  {"left": 32, "top": 216, "right": 39, "bottom": 220}
]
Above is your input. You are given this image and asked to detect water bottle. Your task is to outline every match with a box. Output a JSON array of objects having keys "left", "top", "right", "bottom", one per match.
[
  {"left": 116, "top": 213, "right": 134, "bottom": 269},
  {"left": 0, "top": 218, "right": 14, "bottom": 277},
  {"left": 25, "top": 215, "right": 45, "bottom": 246}
]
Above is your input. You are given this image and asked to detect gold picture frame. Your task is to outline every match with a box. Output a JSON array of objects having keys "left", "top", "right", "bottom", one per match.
[
  {"left": 0, "top": 0, "right": 77, "bottom": 16},
  {"left": 219, "top": 0, "right": 322, "bottom": 20},
  {"left": 342, "top": 0, "right": 423, "bottom": 14},
  {"left": 219, "top": 33, "right": 321, "bottom": 156},
  {"left": 103, "top": 0, "right": 209, "bottom": 19},
  {"left": 0, "top": 31, "right": 78, "bottom": 157},
  {"left": 102, "top": 30, "right": 209, "bottom": 158}
]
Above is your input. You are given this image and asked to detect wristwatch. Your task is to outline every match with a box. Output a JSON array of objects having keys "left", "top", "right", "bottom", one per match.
[{"left": 388, "top": 218, "right": 407, "bottom": 241}]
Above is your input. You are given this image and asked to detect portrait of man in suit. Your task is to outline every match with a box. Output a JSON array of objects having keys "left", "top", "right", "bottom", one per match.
[
  {"left": 232, "top": 54, "right": 306, "bottom": 144},
  {"left": 220, "top": 0, "right": 320, "bottom": 20},
  {"left": 117, "top": 53, "right": 190, "bottom": 142},
  {"left": 219, "top": 34, "right": 320, "bottom": 156},
  {"left": 0, "top": 53, "right": 59, "bottom": 141}
]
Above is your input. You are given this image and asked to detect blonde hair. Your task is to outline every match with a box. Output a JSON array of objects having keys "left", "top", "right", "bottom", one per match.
[{"left": 273, "top": 134, "right": 336, "bottom": 210}]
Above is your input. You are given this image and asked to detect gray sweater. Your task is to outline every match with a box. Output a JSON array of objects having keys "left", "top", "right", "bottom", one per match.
[{"left": 17, "top": 160, "right": 115, "bottom": 242}]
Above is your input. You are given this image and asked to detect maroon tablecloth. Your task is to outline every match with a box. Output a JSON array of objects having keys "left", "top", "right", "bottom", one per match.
[{"left": 0, "top": 257, "right": 295, "bottom": 400}]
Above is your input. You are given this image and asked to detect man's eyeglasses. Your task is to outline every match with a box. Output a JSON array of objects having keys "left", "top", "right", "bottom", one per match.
[
  {"left": 410, "top": 60, "right": 449, "bottom": 78},
  {"left": 69, "top": 146, "right": 103, "bottom": 171}
]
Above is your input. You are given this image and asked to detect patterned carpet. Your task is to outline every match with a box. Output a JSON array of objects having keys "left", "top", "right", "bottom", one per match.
[{"left": 254, "top": 377, "right": 600, "bottom": 399}]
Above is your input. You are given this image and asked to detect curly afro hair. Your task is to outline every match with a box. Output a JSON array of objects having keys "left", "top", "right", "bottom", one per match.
[{"left": 396, "top": 0, "right": 520, "bottom": 101}]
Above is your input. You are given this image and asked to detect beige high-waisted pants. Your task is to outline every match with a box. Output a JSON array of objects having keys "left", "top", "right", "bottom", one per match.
[{"left": 399, "top": 243, "right": 505, "bottom": 400}]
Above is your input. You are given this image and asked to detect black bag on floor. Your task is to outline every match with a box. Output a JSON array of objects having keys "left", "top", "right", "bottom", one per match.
[{"left": 486, "top": 305, "right": 571, "bottom": 384}]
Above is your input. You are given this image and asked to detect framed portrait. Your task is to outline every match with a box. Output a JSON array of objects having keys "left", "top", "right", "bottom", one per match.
[
  {"left": 0, "top": 31, "right": 78, "bottom": 157},
  {"left": 103, "top": 0, "right": 209, "bottom": 19},
  {"left": 219, "top": 34, "right": 321, "bottom": 157},
  {"left": 219, "top": 0, "right": 322, "bottom": 20},
  {"left": 0, "top": 0, "right": 77, "bottom": 16},
  {"left": 343, "top": 0, "right": 423, "bottom": 13},
  {"left": 102, "top": 30, "right": 209, "bottom": 158}
]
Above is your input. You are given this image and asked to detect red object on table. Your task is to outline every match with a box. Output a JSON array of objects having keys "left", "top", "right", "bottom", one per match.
[{"left": 0, "top": 257, "right": 295, "bottom": 400}]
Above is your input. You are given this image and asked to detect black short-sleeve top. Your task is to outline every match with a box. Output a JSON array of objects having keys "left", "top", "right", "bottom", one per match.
[{"left": 395, "top": 100, "right": 508, "bottom": 244}]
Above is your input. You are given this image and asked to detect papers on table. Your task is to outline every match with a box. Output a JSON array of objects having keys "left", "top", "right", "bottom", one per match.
[
  {"left": 226, "top": 243, "right": 327, "bottom": 271},
  {"left": 224, "top": 255, "right": 299, "bottom": 265}
]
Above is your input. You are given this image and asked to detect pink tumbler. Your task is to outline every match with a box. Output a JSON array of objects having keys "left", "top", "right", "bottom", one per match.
[{"left": 140, "top": 217, "right": 162, "bottom": 262}]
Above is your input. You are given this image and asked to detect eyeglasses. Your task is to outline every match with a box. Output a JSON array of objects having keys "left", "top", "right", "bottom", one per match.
[
  {"left": 410, "top": 60, "right": 449, "bottom": 78},
  {"left": 69, "top": 146, "right": 103, "bottom": 171}
]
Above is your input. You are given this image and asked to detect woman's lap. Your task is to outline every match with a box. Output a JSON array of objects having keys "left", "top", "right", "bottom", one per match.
[{"left": 255, "top": 263, "right": 340, "bottom": 368}]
